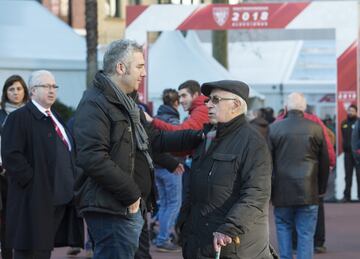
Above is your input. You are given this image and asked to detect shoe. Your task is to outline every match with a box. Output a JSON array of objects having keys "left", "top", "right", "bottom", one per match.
[
  {"left": 156, "top": 242, "right": 181, "bottom": 252},
  {"left": 315, "top": 246, "right": 327, "bottom": 253},
  {"left": 341, "top": 197, "right": 351, "bottom": 203},
  {"left": 66, "top": 247, "right": 82, "bottom": 256}
]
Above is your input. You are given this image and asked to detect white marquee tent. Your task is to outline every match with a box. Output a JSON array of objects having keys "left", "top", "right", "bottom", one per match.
[
  {"left": 0, "top": 0, "right": 87, "bottom": 108},
  {"left": 185, "top": 30, "right": 336, "bottom": 114},
  {"left": 148, "top": 30, "right": 264, "bottom": 114}
]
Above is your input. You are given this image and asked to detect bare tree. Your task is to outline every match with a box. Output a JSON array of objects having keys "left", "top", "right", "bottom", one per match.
[{"left": 85, "top": 0, "right": 98, "bottom": 87}]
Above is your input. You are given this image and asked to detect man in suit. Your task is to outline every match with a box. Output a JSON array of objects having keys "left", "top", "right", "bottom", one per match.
[{"left": 1, "top": 70, "right": 82, "bottom": 259}]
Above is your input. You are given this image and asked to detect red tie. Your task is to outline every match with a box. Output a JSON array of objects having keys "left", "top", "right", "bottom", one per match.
[{"left": 46, "top": 110, "right": 70, "bottom": 150}]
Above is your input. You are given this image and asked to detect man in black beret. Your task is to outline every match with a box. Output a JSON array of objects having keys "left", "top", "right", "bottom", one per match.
[{"left": 177, "top": 80, "right": 274, "bottom": 258}]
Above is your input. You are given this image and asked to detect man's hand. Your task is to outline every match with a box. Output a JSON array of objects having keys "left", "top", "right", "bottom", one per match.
[
  {"left": 144, "top": 112, "right": 154, "bottom": 123},
  {"left": 128, "top": 197, "right": 141, "bottom": 213},
  {"left": 173, "top": 163, "right": 185, "bottom": 175},
  {"left": 213, "top": 232, "right": 233, "bottom": 252}
]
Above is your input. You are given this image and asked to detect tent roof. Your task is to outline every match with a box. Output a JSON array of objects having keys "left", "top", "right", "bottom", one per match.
[
  {"left": 185, "top": 31, "right": 265, "bottom": 99},
  {"left": 0, "top": 0, "right": 86, "bottom": 69},
  {"left": 148, "top": 31, "right": 264, "bottom": 99},
  {"left": 191, "top": 31, "right": 336, "bottom": 88}
]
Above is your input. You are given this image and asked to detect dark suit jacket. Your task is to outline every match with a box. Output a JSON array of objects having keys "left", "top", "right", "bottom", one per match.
[{"left": 1, "top": 101, "right": 83, "bottom": 250}]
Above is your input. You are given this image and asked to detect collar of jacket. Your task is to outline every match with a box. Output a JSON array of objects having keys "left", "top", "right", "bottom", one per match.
[
  {"left": 216, "top": 113, "right": 247, "bottom": 139},
  {"left": 156, "top": 104, "right": 179, "bottom": 118},
  {"left": 92, "top": 71, "right": 128, "bottom": 107},
  {"left": 189, "top": 95, "right": 207, "bottom": 113},
  {"left": 287, "top": 110, "right": 304, "bottom": 118},
  {"left": 27, "top": 101, "right": 50, "bottom": 120}
]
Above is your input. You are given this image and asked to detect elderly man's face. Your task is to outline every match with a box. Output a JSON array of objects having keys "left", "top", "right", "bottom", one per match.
[
  {"left": 205, "top": 89, "right": 239, "bottom": 124},
  {"left": 31, "top": 74, "right": 57, "bottom": 109}
]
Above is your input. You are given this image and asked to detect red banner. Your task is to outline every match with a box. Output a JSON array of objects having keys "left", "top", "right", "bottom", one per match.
[
  {"left": 337, "top": 41, "right": 358, "bottom": 154},
  {"left": 126, "top": 5, "right": 148, "bottom": 27},
  {"left": 177, "top": 3, "right": 310, "bottom": 30}
]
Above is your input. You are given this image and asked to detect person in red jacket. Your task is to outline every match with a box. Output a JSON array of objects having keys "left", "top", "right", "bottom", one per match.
[{"left": 145, "top": 80, "right": 209, "bottom": 131}]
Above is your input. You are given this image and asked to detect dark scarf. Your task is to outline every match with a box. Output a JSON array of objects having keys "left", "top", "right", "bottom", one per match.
[{"left": 95, "top": 72, "right": 153, "bottom": 170}]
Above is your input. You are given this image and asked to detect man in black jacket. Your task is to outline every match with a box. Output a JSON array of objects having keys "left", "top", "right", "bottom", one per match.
[
  {"left": 341, "top": 104, "right": 359, "bottom": 201},
  {"left": 177, "top": 80, "right": 273, "bottom": 259},
  {"left": 269, "top": 92, "right": 329, "bottom": 259},
  {"left": 73, "top": 40, "right": 199, "bottom": 259},
  {"left": 1, "top": 70, "right": 83, "bottom": 259}
]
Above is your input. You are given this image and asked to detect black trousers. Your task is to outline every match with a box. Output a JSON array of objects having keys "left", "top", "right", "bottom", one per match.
[
  {"left": 14, "top": 205, "right": 66, "bottom": 259},
  {"left": 314, "top": 198, "right": 325, "bottom": 247},
  {"left": 1, "top": 177, "right": 12, "bottom": 259},
  {"left": 344, "top": 152, "right": 360, "bottom": 199}
]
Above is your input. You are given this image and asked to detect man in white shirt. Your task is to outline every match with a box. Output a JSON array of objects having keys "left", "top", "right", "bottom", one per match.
[{"left": 1, "top": 70, "right": 82, "bottom": 259}]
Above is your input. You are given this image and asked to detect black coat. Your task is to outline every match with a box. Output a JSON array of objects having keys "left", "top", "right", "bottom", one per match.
[
  {"left": 178, "top": 114, "right": 273, "bottom": 259},
  {"left": 1, "top": 101, "right": 83, "bottom": 250},
  {"left": 352, "top": 119, "right": 360, "bottom": 165},
  {"left": 341, "top": 116, "right": 358, "bottom": 153},
  {"left": 74, "top": 73, "right": 202, "bottom": 216},
  {"left": 269, "top": 110, "right": 330, "bottom": 206}
]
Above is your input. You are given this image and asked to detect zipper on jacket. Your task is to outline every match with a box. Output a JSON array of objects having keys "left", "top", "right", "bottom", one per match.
[
  {"left": 207, "top": 162, "right": 215, "bottom": 201},
  {"left": 128, "top": 126, "right": 135, "bottom": 176},
  {"left": 208, "top": 162, "right": 215, "bottom": 178}
]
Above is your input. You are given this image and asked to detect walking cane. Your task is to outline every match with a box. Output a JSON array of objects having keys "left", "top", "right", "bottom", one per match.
[
  {"left": 214, "top": 236, "right": 240, "bottom": 259},
  {"left": 214, "top": 247, "right": 221, "bottom": 259}
]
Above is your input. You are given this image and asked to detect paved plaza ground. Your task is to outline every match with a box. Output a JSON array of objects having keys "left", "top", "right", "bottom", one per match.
[{"left": 49, "top": 202, "right": 360, "bottom": 259}]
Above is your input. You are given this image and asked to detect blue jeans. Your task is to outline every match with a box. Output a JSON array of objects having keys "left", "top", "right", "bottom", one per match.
[
  {"left": 85, "top": 210, "right": 144, "bottom": 259},
  {"left": 274, "top": 205, "right": 319, "bottom": 259},
  {"left": 155, "top": 168, "right": 182, "bottom": 245}
]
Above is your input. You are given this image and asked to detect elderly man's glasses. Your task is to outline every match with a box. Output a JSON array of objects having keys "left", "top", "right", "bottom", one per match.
[
  {"left": 204, "top": 95, "right": 238, "bottom": 105},
  {"left": 34, "top": 84, "right": 59, "bottom": 90}
]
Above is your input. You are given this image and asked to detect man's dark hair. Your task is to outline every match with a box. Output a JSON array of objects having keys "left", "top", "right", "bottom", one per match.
[
  {"left": 162, "top": 88, "right": 179, "bottom": 106},
  {"left": 349, "top": 104, "right": 358, "bottom": 112},
  {"left": 178, "top": 80, "right": 201, "bottom": 96}
]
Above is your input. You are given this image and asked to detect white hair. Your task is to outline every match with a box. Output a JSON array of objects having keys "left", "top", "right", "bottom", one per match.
[
  {"left": 220, "top": 90, "right": 248, "bottom": 115},
  {"left": 28, "top": 70, "right": 54, "bottom": 88},
  {"left": 238, "top": 96, "right": 248, "bottom": 115},
  {"left": 286, "top": 92, "right": 307, "bottom": 112}
]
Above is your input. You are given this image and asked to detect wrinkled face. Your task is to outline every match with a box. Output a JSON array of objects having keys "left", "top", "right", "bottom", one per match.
[
  {"left": 118, "top": 52, "right": 146, "bottom": 94},
  {"left": 7, "top": 81, "right": 25, "bottom": 105},
  {"left": 347, "top": 107, "right": 357, "bottom": 119},
  {"left": 31, "top": 74, "right": 57, "bottom": 109},
  {"left": 205, "top": 89, "right": 239, "bottom": 124},
  {"left": 179, "top": 88, "right": 197, "bottom": 112}
]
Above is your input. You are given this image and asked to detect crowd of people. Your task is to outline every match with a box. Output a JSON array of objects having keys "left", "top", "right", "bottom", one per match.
[{"left": 0, "top": 38, "right": 358, "bottom": 259}]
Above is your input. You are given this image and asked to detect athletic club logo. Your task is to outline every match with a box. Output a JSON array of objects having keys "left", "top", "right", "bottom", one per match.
[{"left": 212, "top": 7, "right": 230, "bottom": 26}]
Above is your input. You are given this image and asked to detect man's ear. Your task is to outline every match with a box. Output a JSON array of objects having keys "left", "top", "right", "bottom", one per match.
[
  {"left": 192, "top": 92, "right": 200, "bottom": 98},
  {"left": 233, "top": 99, "right": 241, "bottom": 112},
  {"left": 30, "top": 87, "right": 36, "bottom": 95},
  {"left": 116, "top": 63, "right": 126, "bottom": 75}
]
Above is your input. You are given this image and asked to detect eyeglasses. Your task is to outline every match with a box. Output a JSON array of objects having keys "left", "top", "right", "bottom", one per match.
[
  {"left": 204, "top": 95, "right": 238, "bottom": 105},
  {"left": 34, "top": 84, "right": 59, "bottom": 90}
]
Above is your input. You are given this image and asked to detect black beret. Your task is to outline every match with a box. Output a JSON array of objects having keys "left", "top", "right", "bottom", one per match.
[{"left": 201, "top": 80, "right": 250, "bottom": 104}]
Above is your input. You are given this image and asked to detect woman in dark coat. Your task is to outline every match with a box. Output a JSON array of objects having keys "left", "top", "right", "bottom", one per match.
[{"left": 0, "top": 75, "right": 29, "bottom": 259}]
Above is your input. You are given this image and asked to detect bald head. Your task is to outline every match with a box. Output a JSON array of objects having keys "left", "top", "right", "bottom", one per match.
[{"left": 286, "top": 92, "right": 307, "bottom": 112}]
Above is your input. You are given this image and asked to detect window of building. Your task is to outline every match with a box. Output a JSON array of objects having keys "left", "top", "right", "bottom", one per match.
[{"left": 105, "top": 0, "right": 121, "bottom": 18}]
